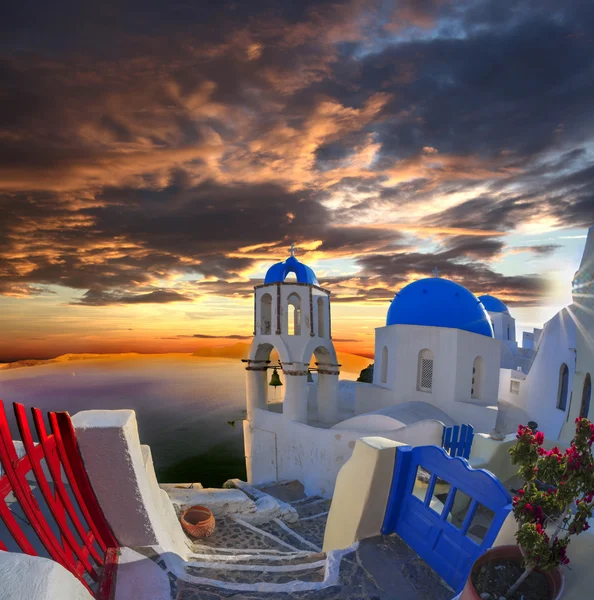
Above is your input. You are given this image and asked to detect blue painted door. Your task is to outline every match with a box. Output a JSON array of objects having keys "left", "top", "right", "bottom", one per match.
[{"left": 382, "top": 445, "right": 512, "bottom": 593}]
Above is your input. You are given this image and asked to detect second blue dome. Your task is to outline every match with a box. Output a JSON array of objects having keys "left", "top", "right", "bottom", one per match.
[
  {"left": 387, "top": 278, "right": 494, "bottom": 337},
  {"left": 478, "top": 294, "right": 509, "bottom": 314}
]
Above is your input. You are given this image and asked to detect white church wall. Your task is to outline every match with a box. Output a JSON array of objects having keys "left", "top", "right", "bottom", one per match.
[
  {"left": 246, "top": 408, "right": 443, "bottom": 497},
  {"left": 367, "top": 324, "right": 499, "bottom": 432},
  {"left": 489, "top": 312, "right": 516, "bottom": 343},
  {"left": 497, "top": 308, "right": 576, "bottom": 441},
  {"left": 451, "top": 329, "right": 500, "bottom": 406}
]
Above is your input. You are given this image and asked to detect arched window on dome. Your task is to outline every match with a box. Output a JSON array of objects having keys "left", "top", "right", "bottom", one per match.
[
  {"left": 580, "top": 373, "right": 591, "bottom": 419},
  {"left": 557, "top": 363, "right": 569, "bottom": 411},
  {"left": 471, "top": 356, "right": 483, "bottom": 399},
  {"left": 260, "top": 293, "right": 272, "bottom": 335},
  {"left": 417, "top": 349, "right": 434, "bottom": 393},
  {"left": 381, "top": 346, "right": 388, "bottom": 384},
  {"left": 317, "top": 297, "right": 325, "bottom": 337},
  {"left": 287, "top": 292, "right": 301, "bottom": 336}
]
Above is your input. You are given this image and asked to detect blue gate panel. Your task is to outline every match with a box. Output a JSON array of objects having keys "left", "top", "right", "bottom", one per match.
[
  {"left": 382, "top": 445, "right": 512, "bottom": 593},
  {"left": 442, "top": 424, "right": 474, "bottom": 459}
]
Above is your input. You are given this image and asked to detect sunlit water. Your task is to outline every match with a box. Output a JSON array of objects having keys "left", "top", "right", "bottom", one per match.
[{"left": 0, "top": 355, "right": 250, "bottom": 487}]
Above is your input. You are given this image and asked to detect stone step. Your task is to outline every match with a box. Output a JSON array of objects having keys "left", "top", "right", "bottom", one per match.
[
  {"left": 189, "top": 516, "right": 297, "bottom": 553},
  {"left": 255, "top": 480, "right": 307, "bottom": 503},
  {"left": 184, "top": 561, "right": 327, "bottom": 585},
  {"left": 256, "top": 519, "right": 323, "bottom": 553},
  {"left": 285, "top": 518, "right": 327, "bottom": 550},
  {"left": 187, "top": 551, "right": 326, "bottom": 567},
  {"left": 290, "top": 494, "right": 323, "bottom": 506},
  {"left": 295, "top": 498, "right": 331, "bottom": 519}
]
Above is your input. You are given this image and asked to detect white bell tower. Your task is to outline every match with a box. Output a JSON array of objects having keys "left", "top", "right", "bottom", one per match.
[{"left": 245, "top": 244, "right": 340, "bottom": 424}]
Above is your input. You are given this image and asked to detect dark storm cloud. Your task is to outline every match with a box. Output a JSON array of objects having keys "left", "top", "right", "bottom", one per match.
[
  {"left": 366, "top": 8, "right": 594, "bottom": 162},
  {"left": 73, "top": 288, "right": 191, "bottom": 306},
  {"left": 0, "top": 0, "right": 592, "bottom": 309},
  {"left": 349, "top": 252, "right": 547, "bottom": 306}
]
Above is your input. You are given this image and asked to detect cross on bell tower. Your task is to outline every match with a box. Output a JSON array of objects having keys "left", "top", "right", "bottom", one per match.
[
  {"left": 432, "top": 267, "right": 440, "bottom": 278},
  {"left": 289, "top": 242, "right": 297, "bottom": 258}
]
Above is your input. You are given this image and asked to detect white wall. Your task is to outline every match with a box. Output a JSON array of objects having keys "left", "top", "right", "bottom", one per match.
[
  {"left": 497, "top": 308, "right": 576, "bottom": 440},
  {"left": 0, "top": 551, "right": 92, "bottom": 600},
  {"left": 72, "top": 409, "right": 190, "bottom": 559},
  {"left": 489, "top": 311, "right": 516, "bottom": 343},
  {"left": 245, "top": 408, "right": 444, "bottom": 497},
  {"left": 323, "top": 437, "right": 404, "bottom": 552}
]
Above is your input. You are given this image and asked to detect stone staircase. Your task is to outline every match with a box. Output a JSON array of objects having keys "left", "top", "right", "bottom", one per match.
[{"left": 138, "top": 480, "right": 454, "bottom": 600}]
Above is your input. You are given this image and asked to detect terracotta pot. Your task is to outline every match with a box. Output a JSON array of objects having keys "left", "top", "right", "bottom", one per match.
[
  {"left": 460, "top": 545, "right": 565, "bottom": 600},
  {"left": 180, "top": 505, "right": 216, "bottom": 538}
]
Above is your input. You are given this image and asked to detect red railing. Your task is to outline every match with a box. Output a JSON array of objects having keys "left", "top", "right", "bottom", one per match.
[{"left": 0, "top": 400, "right": 119, "bottom": 599}]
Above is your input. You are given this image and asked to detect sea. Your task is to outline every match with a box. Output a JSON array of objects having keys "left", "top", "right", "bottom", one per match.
[
  {"left": 0, "top": 353, "right": 361, "bottom": 487},
  {"left": 0, "top": 355, "right": 250, "bottom": 487}
]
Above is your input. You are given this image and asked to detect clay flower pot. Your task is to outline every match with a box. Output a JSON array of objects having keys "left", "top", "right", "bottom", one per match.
[
  {"left": 460, "top": 545, "right": 565, "bottom": 600},
  {"left": 180, "top": 505, "right": 216, "bottom": 538}
]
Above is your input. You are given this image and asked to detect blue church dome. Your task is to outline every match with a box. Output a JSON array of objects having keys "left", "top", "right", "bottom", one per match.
[
  {"left": 264, "top": 255, "right": 319, "bottom": 285},
  {"left": 386, "top": 278, "right": 494, "bottom": 337},
  {"left": 478, "top": 294, "right": 509, "bottom": 314}
]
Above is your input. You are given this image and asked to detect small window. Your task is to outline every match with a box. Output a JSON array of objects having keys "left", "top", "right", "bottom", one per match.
[
  {"left": 418, "top": 349, "right": 434, "bottom": 392},
  {"left": 557, "top": 363, "right": 569, "bottom": 411},
  {"left": 381, "top": 346, "right": 388, "bottom": 384},
  {"left": 507, "top": 326, "right": 510, "bottom": 341},
  {"left": 471, "top": 356, "right": 483, "bottom": 399},
  {"left": 510, "top": 380, "right": 520, "bottom": 395},
  {"left": 317, "top": 297, "right": 325, "bottom": 337}
]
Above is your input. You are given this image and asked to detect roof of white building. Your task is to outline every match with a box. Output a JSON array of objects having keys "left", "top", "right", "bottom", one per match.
[{"left": 386, "top": 277, "right": 494, "bottom": 338}]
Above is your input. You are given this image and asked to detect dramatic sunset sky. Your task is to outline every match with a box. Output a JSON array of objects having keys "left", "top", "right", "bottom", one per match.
[{"left": 1, "top": 0, "right": 593, "bottom": 362}]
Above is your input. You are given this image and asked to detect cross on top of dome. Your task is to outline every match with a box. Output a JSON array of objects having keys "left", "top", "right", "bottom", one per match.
[{"left": 264, "top": 242, "right": 318, "bottom": 285}]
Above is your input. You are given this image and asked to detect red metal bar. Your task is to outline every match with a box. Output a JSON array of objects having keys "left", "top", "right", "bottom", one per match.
[
  {"left": 13, "top": 403, "right": 98, "bottom": 580},
  {"left": 96, "top": 547, "right": 119, "bottom": 600},
  {"left": 0, "top": 402, "right": 76, "bottom": 570},
  {"left": 51, "top": 412, "right": 118, "bottom": 549},
  {"left": 31, "top": 407, "right": 104, "bottom": 565},
  {"left": 0, "top": 400, "right": 120, "bottom": 599},
  {"left": 48, "top": 412, "right": 111, "bottom": 553},
  {"left": 0, "top": 497, "right": 38, "bottom": 555}
]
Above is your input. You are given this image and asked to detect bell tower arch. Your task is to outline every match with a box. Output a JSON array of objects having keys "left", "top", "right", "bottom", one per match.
[{"left": 245, "top": 244, "right": 339, "bottom": 424}]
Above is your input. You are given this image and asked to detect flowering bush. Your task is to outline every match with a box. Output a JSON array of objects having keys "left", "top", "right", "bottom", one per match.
[{"left": 505, "top": 418, "right": 594, "bottom": 595}]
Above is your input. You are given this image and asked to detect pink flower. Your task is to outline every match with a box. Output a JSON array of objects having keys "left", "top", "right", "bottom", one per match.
[{"left": 535, "top": 431, "right": 545, "bottom": 445}]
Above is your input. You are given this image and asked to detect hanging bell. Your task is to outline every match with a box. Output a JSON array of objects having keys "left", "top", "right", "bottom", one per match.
[
  {"left": 269, "top": 367, "right": 283, "bottom": 387},
  {"left": 307, "top": 370, "right": 314, "bottom": 383}
]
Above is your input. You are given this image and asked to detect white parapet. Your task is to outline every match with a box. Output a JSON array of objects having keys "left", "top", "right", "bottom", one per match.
[
  {"left": 72, "top": 409, "right": 190, "bottom": 558},
  {"left": 323, "top": 436, "right": 405, "bottom": 552},
  {"left": 0, "top": 551, "right": 92, "bottom": 600}
]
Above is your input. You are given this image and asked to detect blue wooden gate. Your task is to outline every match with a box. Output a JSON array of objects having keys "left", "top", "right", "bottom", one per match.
[
  {"left": 442, "top": 424, "right": 474, "bottom": 459},
  {"left": 382, "top": 445, "right": 512, "bottom": 593}
]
